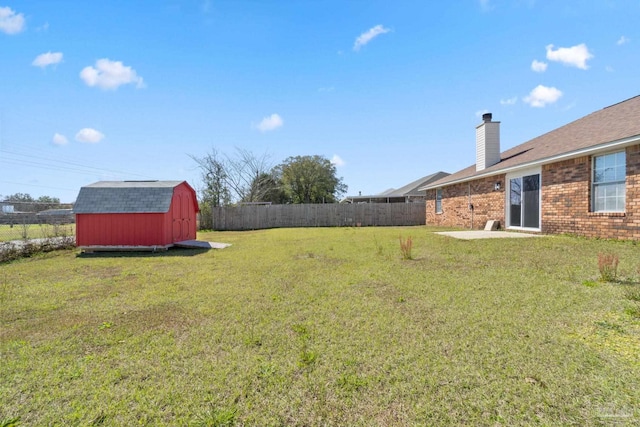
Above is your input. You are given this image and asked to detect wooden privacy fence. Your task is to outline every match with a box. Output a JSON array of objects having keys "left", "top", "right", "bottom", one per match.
[{"left": 211, "top": 202, "right": 426, "bottom": 230}]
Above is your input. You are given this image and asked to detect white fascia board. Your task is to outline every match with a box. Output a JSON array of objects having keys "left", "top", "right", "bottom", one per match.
[{"left": 421, "top": 134, "right": 640, "bottom": 191}]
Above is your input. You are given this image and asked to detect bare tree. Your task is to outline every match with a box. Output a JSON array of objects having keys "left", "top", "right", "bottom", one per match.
[
  {"left": 190, "top": 147, "right": 282, "bottom": 205},
  {"left": 225, "top": 148, "right": 276, "bottom": 203},
  {"left": 189, "top": 148, "right": 231, "bottom": 208}
]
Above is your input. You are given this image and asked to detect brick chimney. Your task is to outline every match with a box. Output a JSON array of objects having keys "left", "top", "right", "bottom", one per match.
[{"left": 476, "top": 113, "right": 500, "bottom": 171}]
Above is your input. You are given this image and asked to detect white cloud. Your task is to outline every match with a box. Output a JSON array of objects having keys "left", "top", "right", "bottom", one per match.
[
  {"left": 353, "top": 25, "right": 390, "bottom": 51},
  {"left": 80, "top": 59, "right": 145, "bottom": 90},
  {"left": 479, "top": 0, "right": 494, "bottom": 11},
  {"left": 500, "top": 97, "right": 517, "bottom": 106},
  {"left": 617, "top": 36, "right": 629, "bottom": 46},
  {"left": 545, "top": 43, "right": 593, "bottom": 70},
  {"left": 52, "top": 133, "right": 68, "bottom": 146},
  {"left": 531, "top": 59, "right": 547, "bottom": 72},
  {"left": 0, "top": 6, "right": 25, "bottom": 34},
  {"left": 256, "top": 114, "right": 283, "bottom": 132},
  {"left": 331, "top": 155, "right": 345, "bottom": 167},
  {"left": 32, "top": 52, "right": 63, "bottom": 68},
  {"left": 523, "top": 85, "right": 562, "bottom": 108},
  {"left": 75, "top": 128, "right": 105, "bottom": 143}
]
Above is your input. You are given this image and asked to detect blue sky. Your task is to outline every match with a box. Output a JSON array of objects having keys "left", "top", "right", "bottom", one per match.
[{"left": 1, "top": 0, "right": 639, "bottom": 202}]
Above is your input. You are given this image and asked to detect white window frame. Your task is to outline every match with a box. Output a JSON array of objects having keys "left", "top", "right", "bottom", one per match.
[
  {"left": 592, "top": 151, "right": 626, "bottom": 213},
  {"left": 505, "top": 166, "right": 542, "bottom": 232},
  {"left": 435, "top": 188, "right": 443, "bottom": 213}
]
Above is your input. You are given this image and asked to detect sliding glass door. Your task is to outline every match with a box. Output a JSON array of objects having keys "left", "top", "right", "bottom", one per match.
[{"left": 508, "top": 172, "right": 540, "bottom": 229}]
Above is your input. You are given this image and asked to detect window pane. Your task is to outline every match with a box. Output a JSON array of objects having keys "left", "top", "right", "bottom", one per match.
[
  {"left": 594, "top": 183, "right": 625, "bottom": 212},
  {"left": 617, "top": 186, "right": 626, "bottom": 211},
  {"left": 523, "top": 175, "right": 540, "bottom": 228},
  {"left": 592, "top": 151, "right": 626, "bottom": 212},
  {"left": 523, "top": 174, "right": 540, "bottom": 191},
  {"left": 509, "top": 178, "right": 521, "bottom": 227},
  {"left": 594, "top": 151, "right": 626, "bottom": 183},
  {"left": 604, "top": 165, "right": 616, "bottom": 182},
  {"left": 615, "top": 152, "right": 626, "bottom": 180}
]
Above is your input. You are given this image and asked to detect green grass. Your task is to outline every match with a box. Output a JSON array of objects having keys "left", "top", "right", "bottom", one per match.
[
  {"left": 1, "top": 227, "right": 639, "bottom": 425},
  {"left": 0, "top": 223, "right": 75, "bottom": 242}
]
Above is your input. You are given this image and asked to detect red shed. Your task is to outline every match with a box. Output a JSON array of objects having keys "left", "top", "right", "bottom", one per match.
[{"left": 74, "top": 180, "right": 199, "bottom": 250}]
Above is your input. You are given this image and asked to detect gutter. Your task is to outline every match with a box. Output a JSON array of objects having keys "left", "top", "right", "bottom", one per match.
[{"left": 420, "top": 134, "right": 640, "bottom": 191}]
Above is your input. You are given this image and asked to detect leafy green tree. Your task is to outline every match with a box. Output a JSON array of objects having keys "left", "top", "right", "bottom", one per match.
[
  {"left": 36, "top": 196, "right": 61, "bottom": 204},
  {"left": 276, "top": 155, "right": 347, "bottom": 203},
  {"left": 245, "top": 172, "right": 286, "bottom": 204},
  {"left": 3, "top": 193, "right": 35, "bottom": 202},
  {"left": 3, "top": 193, "right": 61, "bottom": 212}
]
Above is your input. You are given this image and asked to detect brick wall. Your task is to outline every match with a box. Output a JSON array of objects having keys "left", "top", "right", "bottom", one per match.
[
  {"left": 542, "top": 145, "right": 640, "bottom": 240},
  {"left": 426, "top": 174, "right": 506, "bottom": 229},
  {"left": 427, "top": 144, "right": 640, "bottom": 239}
]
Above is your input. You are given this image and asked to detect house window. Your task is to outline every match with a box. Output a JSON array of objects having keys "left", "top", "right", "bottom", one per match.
[
  {"left": 592, "top": 151, "right": 626, "bottom": 212},
  {"left": 435, "top": 188, "right": 443, "bottom": 213}
]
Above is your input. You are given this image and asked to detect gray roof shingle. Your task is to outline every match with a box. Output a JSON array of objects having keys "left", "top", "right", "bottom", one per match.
[
  {"left": 73, "top": 181, "right": 185, "bottom": 213},
  {"left": 343, "top": 171, "right": 450, "bottom": 202}
]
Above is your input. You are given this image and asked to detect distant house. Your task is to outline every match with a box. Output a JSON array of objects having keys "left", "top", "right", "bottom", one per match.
[
  {"left": 36, "top": 209, "right": 74, "bottom": 224},
  {"left": 74, "top": 180, "right": 199, "bottom": 250},
  {"left": 1, "top": 204, "right": 14, "bottom": 214},
  {"left": 421, "top": 95, "right": 640, "bottom": 240},
  {"left": 342, "top": 171, "right": 449, "bottom": 203}
]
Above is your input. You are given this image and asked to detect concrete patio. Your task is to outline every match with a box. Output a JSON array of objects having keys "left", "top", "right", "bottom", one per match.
[{"left": 435, "top": 230, "right": 544, "bottom": 240}]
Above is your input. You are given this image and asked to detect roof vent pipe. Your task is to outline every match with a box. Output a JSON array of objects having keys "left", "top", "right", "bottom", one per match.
[{"left": 476, "top": 113, "right": 500, "bottom": 172}]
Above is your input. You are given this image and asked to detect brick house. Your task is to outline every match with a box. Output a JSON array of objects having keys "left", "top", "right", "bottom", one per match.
[{"left": 421, "top": 95, "right": 640, "bottom": 240}]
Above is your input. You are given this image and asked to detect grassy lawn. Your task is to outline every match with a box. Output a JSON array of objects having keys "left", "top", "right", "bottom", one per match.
[
  {"left": 0, "top": 223, "right": 75, "bottom": 242},
  {"left": 1, "top": 227, "right": 639, "bottom": 425}
]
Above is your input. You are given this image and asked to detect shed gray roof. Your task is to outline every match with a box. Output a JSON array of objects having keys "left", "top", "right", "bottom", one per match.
[
  {"left": 423, "top": 95, "right": 640, "bottom": 190},
  {"left": 73, "top": 181, "right": 185, "bottom": 214}
]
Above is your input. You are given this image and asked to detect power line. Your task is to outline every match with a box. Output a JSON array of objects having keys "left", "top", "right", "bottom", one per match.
[
  {"left": 0, "top": 180, "right": 76, "bottom": 192},
  {"left": 1, "top": 148, "right": 154, "bottom": 178}
]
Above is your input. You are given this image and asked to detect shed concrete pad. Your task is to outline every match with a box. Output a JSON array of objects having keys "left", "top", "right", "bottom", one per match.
[
  {"left": 174, "top": 240, "right": 231, "bottom": 249},
  {"left": 435, "top": 231, "right": 543, "bottom": 240}
]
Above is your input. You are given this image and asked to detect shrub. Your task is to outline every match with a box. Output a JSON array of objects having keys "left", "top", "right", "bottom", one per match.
[
  {"left": 399, "top": 235, "right": 413, "bottom": 260},
  {"left": 0, "top": 237, "right": 75, "bottom": 263},
  {"left": 597, "top": 252, "right": 619, "bottom": 282}
]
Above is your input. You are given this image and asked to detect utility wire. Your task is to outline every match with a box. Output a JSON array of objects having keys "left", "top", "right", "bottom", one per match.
[
  {"left": 0, "top": 180, "right": 76, "bottom": 192},
  {"left": 1, "top": 148, "right": 154, "bottom": 178}
]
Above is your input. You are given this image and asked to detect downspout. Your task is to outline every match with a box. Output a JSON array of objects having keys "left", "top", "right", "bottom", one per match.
[{"left": 468, "top": 183, "right": 473, "bottom": 229}]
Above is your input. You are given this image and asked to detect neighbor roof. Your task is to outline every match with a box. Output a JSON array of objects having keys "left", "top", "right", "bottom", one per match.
[
  {"left": 73, "top": 180, "right": 187, "bottom": 213},
  {"left": 344, "top": 171, "right": 450, "bottom": 202},
  {"left": 423, "top": 95, "right": 640, "bottom": 190},
  {"left": 386, "top": 171, "right": 451, "bottom": 197}
]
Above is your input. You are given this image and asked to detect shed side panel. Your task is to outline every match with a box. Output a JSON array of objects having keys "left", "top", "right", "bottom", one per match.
[{"left": 76, "top": 213, "right": 171, "bottom": 246}]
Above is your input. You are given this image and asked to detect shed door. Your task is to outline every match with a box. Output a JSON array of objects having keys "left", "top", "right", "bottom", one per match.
[
  {"left": 172, "top": 193, "right": 183, "bottom": 241},
  {"left": 182, "top": 191, "right": 194, "bottom": 239}
]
